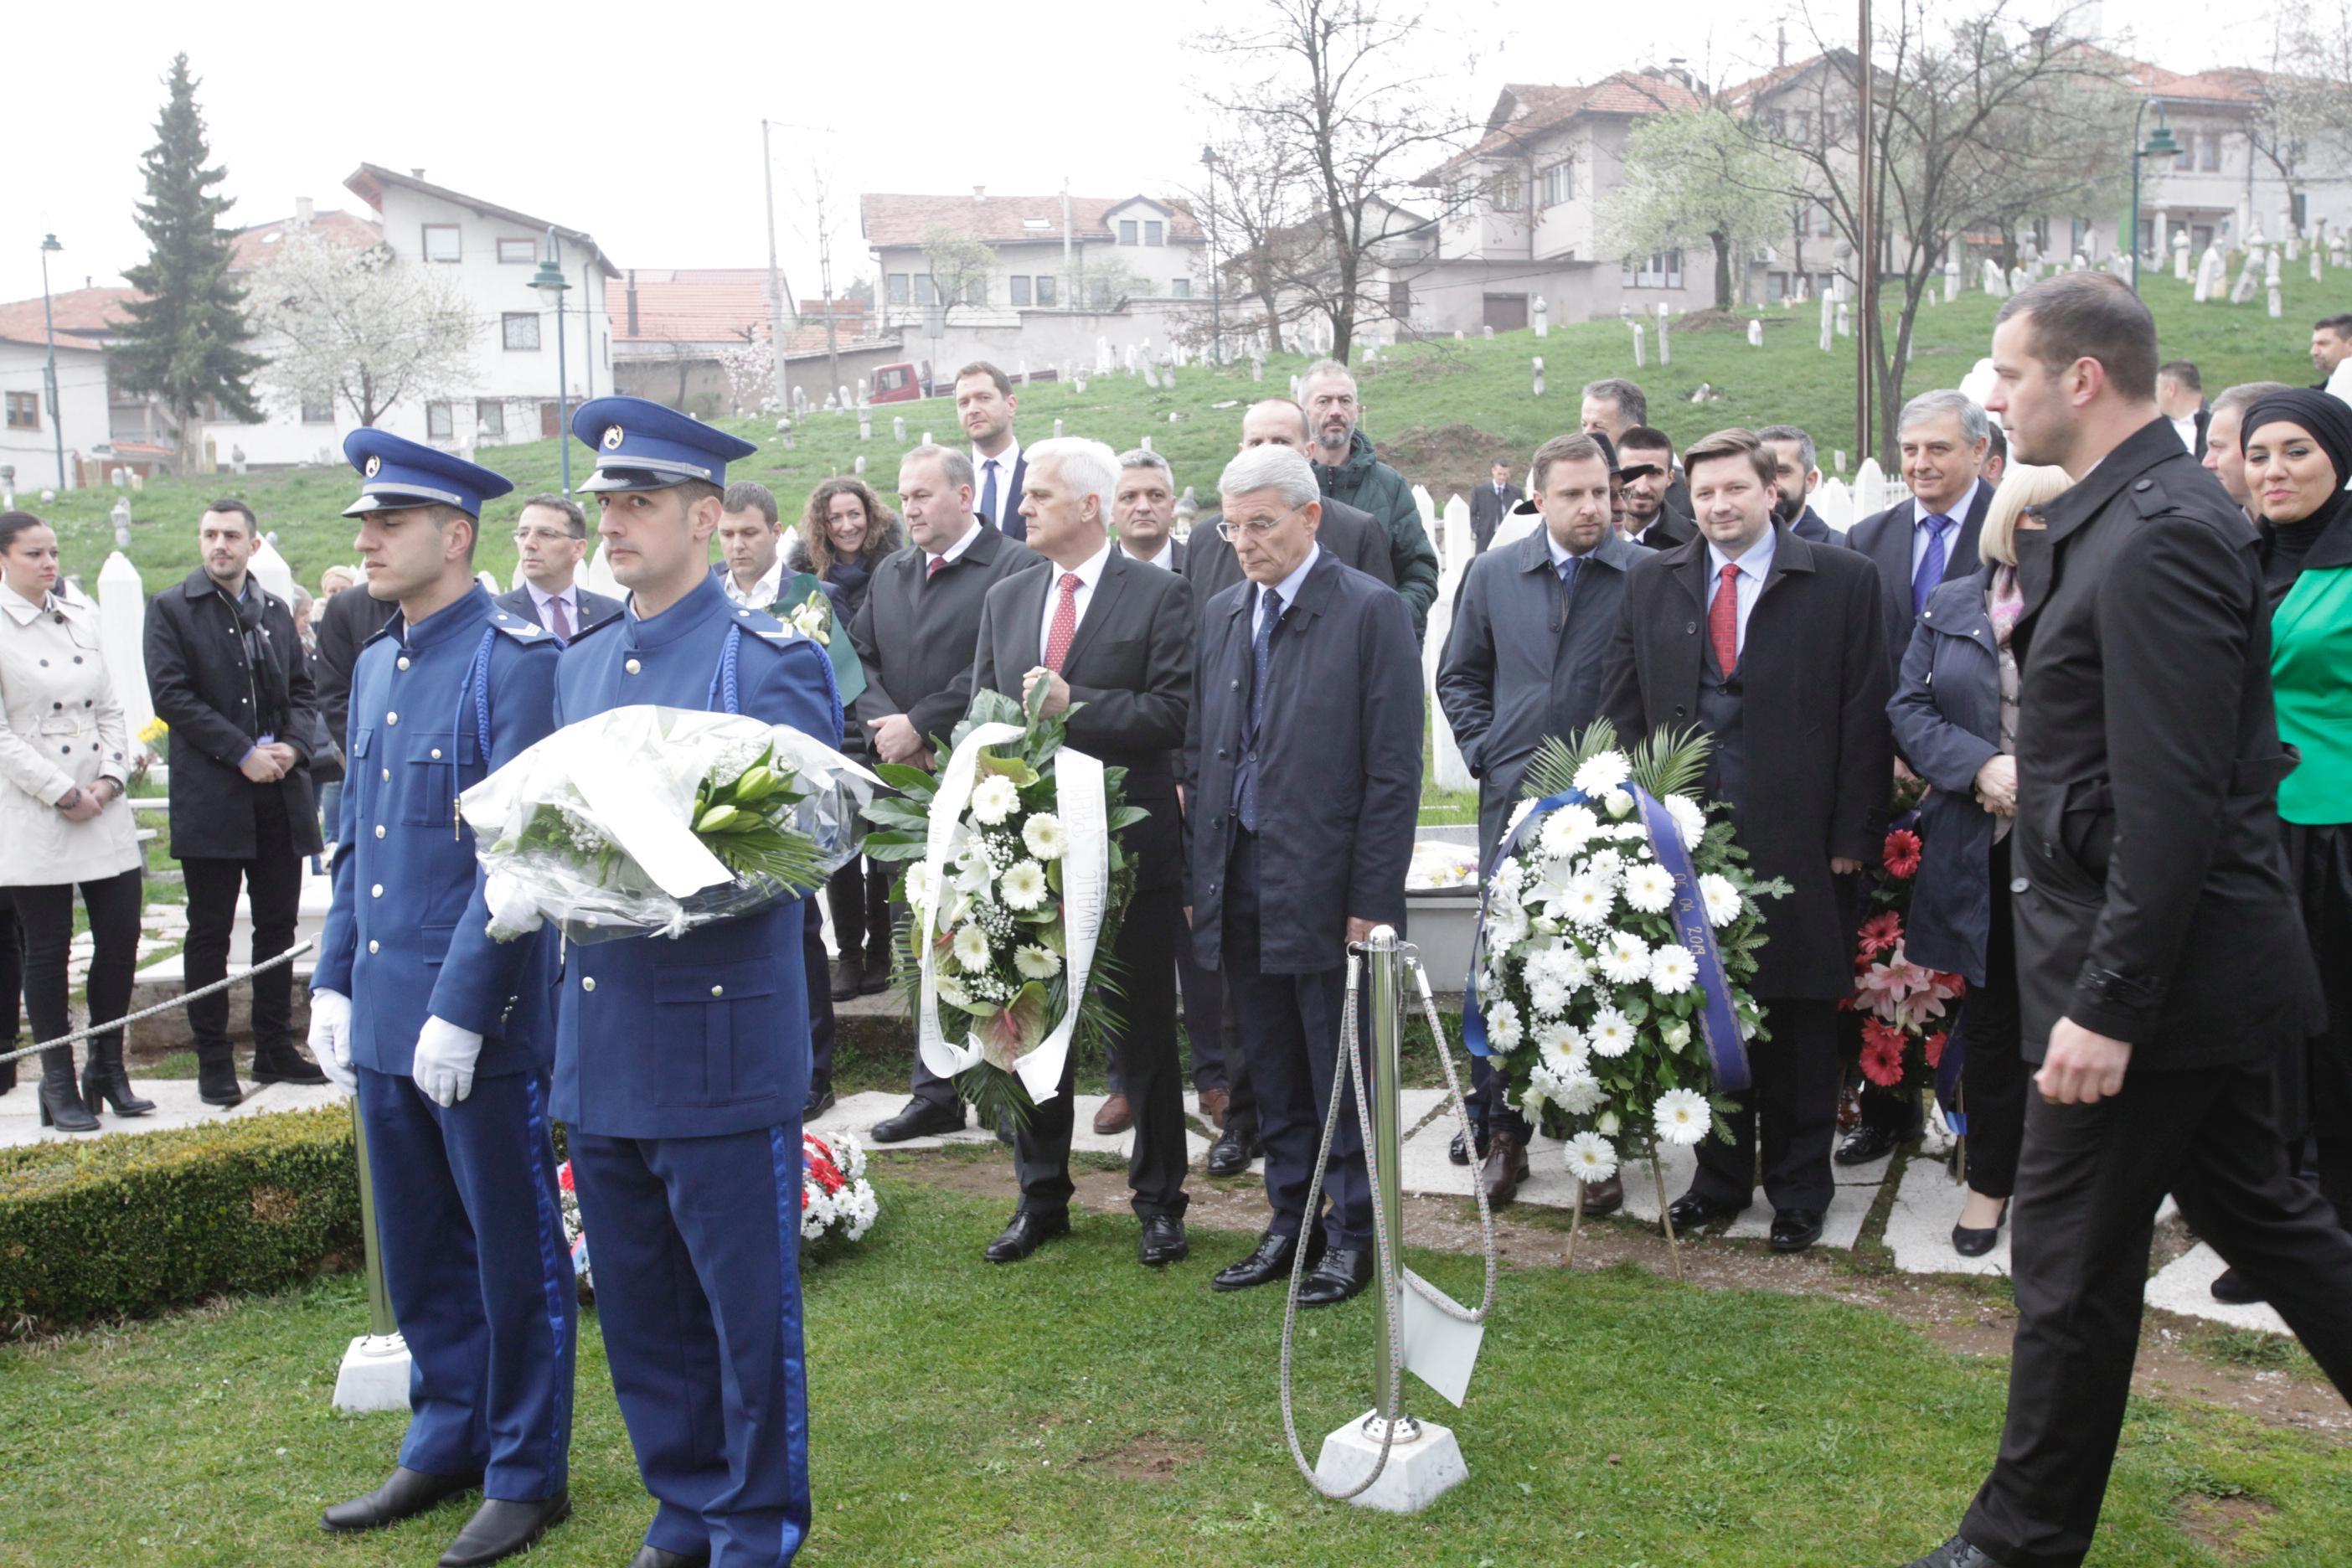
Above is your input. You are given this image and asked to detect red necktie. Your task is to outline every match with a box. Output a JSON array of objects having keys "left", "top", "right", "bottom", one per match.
[
  {"left": 1042, "top": 573, "right": 1081, "bottom": 672},
  {"left": 1710, "top": 562, "right": 1742, "bottom": 674},
  {"left": 926, "top": 554, "right": 946, "bottom": 581}
]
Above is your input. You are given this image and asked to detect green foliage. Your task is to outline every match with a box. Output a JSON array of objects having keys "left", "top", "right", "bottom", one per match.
[
  {"left": 0, "top": 1106, "right": 358, "bottom": 1333},
  {"left": 689, "top": 740, "right": 829, "bottom": 892}
]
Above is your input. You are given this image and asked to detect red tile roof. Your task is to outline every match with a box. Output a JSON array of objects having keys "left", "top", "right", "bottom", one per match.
[
  {"left": 226, "top": 209, "right": 382, "bottom": 271},
  {"left": 0, "top": 286, "right": 140, "bottom": 352},
  {"left": 609, "top": 270, "right": 877, "bottom": 353},
  {"left": 1440, "top": 71, "right": 1703, "bottom": 173},
  {"left": 860, "top": 193, "right": 1204, "bottom": 249}
]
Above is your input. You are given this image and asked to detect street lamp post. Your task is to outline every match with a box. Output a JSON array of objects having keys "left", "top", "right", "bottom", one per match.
[
  {"left": 39, "top": 234, "right": 65, "bottom": 492},
  {"left": 2129, "top": 101, "right": 2181, "bottom": 294},
  {"left": 1200, "top": 147, "right": 1223, "bottom": 366},
  {"left": 529, "top": 228, "right": 573, "bottom": 493}
]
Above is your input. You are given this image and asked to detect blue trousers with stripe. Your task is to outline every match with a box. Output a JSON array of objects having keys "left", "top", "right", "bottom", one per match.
[
  {"left": 353, "top": 1065, "right": 575, "bottom": 1500},
  {"left": 571, "top": 1125, "right": 812, "bottom": 1567}
]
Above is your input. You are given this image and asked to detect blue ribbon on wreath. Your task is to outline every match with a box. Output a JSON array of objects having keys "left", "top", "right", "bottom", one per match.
[{"left": 1462, "top": 782, "right": 1752, "bottom": 1096}]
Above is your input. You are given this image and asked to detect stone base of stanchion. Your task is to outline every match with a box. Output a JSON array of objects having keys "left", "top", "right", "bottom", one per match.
[
  {"left": 333, "top": 1333, "right": 412, "bottom": 1413},
  {"left": 1314, "top": 1413, "right": 1467, "bottom": 1512}
]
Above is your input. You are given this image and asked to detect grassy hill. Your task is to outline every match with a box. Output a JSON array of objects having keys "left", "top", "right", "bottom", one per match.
[{"left": 26, "top": 268, "right": 2334, "bottom": 595}]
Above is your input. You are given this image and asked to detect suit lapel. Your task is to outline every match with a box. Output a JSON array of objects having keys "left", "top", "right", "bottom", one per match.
[
  {"left": 1003, "top": 564, "right": 1050, "bottom": 679},
  {"left": 1949, "top": 484, "right": 1991, "bottom": 579},
  {"left": 1064, "top": 554, "right": 1124, "bottom": 673}
]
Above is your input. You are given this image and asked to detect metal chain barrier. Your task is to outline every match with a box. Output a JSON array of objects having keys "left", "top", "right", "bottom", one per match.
[{"left": 0, "top": 940, "right": 317, "bottom": 1068}]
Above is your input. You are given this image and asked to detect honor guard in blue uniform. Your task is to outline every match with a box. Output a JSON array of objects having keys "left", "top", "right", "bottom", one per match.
[
  {"left": 307, "top": 430, "right": 575, "bottom": 1565},
  {"left": 550, "top": 397, "right": 839, "bottom": 1568}
]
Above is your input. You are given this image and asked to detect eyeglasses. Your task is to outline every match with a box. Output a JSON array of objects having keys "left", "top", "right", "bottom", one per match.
[
  {"left": 1215, "top": 506, "right": 1303, "bottom": 542},
  {"left": 511, "top": 528, "right": 577, "bottom": 545}
]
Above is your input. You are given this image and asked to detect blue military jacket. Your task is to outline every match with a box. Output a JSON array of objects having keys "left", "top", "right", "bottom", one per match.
[
  {"left": 315, "top": 586, "right": 563, "bottom": 1076},
  {"left": 550, "top": 574, "right": 842, "bottom": 1139}
]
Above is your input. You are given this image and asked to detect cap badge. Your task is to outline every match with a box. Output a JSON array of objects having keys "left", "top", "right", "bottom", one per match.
[
  {"left": 364, "top": 455, "right": 381, "bottom": 477},
  {"left": 602, "top": 425, "right": 626, "bottom": 450}
]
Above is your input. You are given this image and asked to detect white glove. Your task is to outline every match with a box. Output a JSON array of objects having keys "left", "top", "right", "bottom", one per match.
[
  {"left": 413, "top": 1016, "right": 484, "bottom": 1106},
  {"left": 484, "top": 870, "right": 546, "bottom": 941},
  {"left": 309, "top": 988, "right": 357, "bottom": 1091}
]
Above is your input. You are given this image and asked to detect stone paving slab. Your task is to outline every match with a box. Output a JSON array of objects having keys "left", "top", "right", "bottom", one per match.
[
  {"left": 0, "top": 1075, "right": 348, "bottom": 1149},
  {"left": 2147, "top": 1242, "right": 2291, "bottom": 1336},
  {"left": 811, "top": 1089, "right": 1209, "bottom": 1163},
  {"left": 1886, "top": 1155, "right": 2011, "bottom": 1277}
]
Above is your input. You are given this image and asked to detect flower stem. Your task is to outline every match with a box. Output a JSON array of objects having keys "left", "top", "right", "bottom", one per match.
[
  {"left": 1652, "top": 1156, "right": 1684, "bottom": 1282},
  {"left": 1566, "top": 1180, "right": 1586, "bottom": 1268}
]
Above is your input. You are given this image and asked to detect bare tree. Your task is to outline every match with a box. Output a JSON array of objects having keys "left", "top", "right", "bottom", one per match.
[
  {"left": 249, "top": 232, "right": 477, "bottom": 428},
  {"left": 1170, "top": 133, "right": 1320, "bottom": 353},
  {"left": 2272, "top": 3, "right": 2352, "bottom": 144},
  {"left": 1194, "top": 0, "right": 1475, "bottom": 361},
  {"left": 921, "top": 229, "right": 999, "bottom": 327}
]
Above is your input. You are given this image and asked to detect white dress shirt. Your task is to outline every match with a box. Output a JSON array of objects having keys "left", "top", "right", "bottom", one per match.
[
  {"left": 1122, "top": 536, "right": 1177, "bottom": 571},
  {"left": 1035, "top": 541, "right": 1114, "bottom": 663},
  {"left": 972, "top": 439, "right": 1022, "bottom": 530},
  {"left": 922, "top": 517, "right": 986, "bottom": 577},
  {"left": 1911, "top": 478, "right": 1980, "bottom": 578},
  {"left": 2169, "top": 414, "right": 2200, "bottom": 451},
  {"left": 2327, "top": 356, "right": 2352, "bottom": 409},
  {"left": 721, "top": 554, "right": 787, "bottom": 610},
  {"left": 1705, "top": 526, "right": 1778, "bottom": 658}
]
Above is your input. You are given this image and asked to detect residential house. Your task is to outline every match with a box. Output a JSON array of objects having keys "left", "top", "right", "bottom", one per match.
[
  {"left": 0, "top": 287, "right": 176, "bottom": 490},
  {"left": 607, "top": 272, "right": 903, "bottom": 415}
]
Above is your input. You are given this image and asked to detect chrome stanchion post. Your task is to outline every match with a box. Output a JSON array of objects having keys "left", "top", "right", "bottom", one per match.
[
  {"left": 1362, "top": 924, "right": 1416, "bottom": 1446},
  {"left": 332, "top": 1101, "right": 412, "bottom": 1411}
]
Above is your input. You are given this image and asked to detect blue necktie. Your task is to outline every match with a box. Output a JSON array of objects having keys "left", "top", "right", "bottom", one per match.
[
  {"left": 979, "top": 459, "right": 999, "bottom": 528},
  {"left": 1556, "top": 554, "right": 1582, "bottom": 599},
  {"left": 1911, "top": 514, "right": 1952, "bottom": 616},
  {"left": 1235, "top": 587, "right": 1282, "bottom": 833}
]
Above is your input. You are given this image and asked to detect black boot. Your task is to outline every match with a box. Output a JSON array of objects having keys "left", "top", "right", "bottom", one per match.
[
  {"left": 38, "top": 1049, "right": 99, "bottom": 1133},
  {"left": 251, "top": 1041, "right": 328, "bottom": 1086},
  {"left": 82, "top": 1037, "right": 155, "bottom": 1117},
  {"left": 0, "top": 1053, "right": 17, "bottom": 1094},
  {"left": 195, "top": 1044, "right": 245, "bottom": 1108}
]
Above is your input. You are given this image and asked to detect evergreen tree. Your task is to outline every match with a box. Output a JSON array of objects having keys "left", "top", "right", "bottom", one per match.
[{"left": 111, "top": 54, "right": 263, "bottom": 473}]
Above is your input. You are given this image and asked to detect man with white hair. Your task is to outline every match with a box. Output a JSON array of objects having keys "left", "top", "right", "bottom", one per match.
[
  {"left": 1184, "top": 442, "right": 1422, "bottom": 1307},
  {"left": 1844, "top": 389, "right": 1994, "bottom": 681},
  {"left": 1300, "top": 358, "right": 1439, "bottom": 637},
  {"left": 959, "top": 439, "right": 1196, "bottom": 1266}
]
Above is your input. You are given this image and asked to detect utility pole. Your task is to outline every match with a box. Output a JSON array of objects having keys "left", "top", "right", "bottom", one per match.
[
  {"left": 1854, "top": 0, "right": 1875, "bottom": 467},
  {"left": 811, "top": 165, "right": 843, "bottom": 396},
  {"left": 760, "top": 119, "right": 792, "bottom": 412}
]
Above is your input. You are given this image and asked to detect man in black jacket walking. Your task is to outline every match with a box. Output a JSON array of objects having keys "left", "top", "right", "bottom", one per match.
[
  {"left": 143, "top": 499, "right": 327, "bottom": 1105},
  {"left": 1896, "top": 274, "right": 2352, "bottom": 1568}
]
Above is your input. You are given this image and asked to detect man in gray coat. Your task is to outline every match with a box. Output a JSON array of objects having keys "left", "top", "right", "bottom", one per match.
[{"left": 1437, "top": 431, "right": 1641, "bottom": 1207}]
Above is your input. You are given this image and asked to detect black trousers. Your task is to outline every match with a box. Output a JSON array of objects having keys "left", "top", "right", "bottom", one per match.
[
  {"left": 0, "top": 886, "right": 23, "bottom": 1060},
  {"left": 1960, "top": 1060, "right": 2352, "bottom": 1568},
  {"left": 1688, "top": 996, "right": 1839, "bottom": 1214},
  {"left": 1173, "top": 916, "right": 1235, "bottom": 1100},
  {"left": 1958, "top": 834, "right": 2028, "bottom": 1199},
  {"left": 800, "top": 901, "right": 835, "bottom": 1098},
  {"left": 1013, "top": 882, "right": 1189, "bottom": 1220},
  {"left": 823, "top": 854, "right": 894, "bottom": 967},
  {"left": 15, "top": 867, "right": 143, "bottom": 1069},
  {"left": 1467, "top": 1053, "right": 1532, "bottom": 1144},
  {"left": 182, "top": 790, "right": 304, "bottom": 1058}
]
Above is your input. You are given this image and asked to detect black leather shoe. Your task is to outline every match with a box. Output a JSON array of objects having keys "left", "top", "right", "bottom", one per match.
[
  {"left": 1665, "top": 1191, "right": 1743, "bottom": 1233},
  {"left": 252, "top": 1044, "right": 330, "bottom": 1086},
  {"left": 1204, "top": 1125, "right": 1261, "bottom": 1177},
  {"left": 1580, "top": 1174, "right": 1625, "bottom": 1217},
  {"left": 321, "top": 1467, "right": 482, "bottom": 1533},
  {"left": 1893, "top": 1533, "right": 2014, "bottom": 1567},
  {"left": 1836, "top": 1122, "right": 1901, "bottom": 1165},
  {"left": 983, "top": 1208, "right": 1070, "bottom": 1263},
  {"left": 802, "top": 1086, "right": 836, "bottom": 1121},
  {"left": 858, "top": 962, "right": 890, "bottom": 996},
  {"left": 868, "top": 1097, "right": 964, "bottom": 1143},
  {"left": 1298, "top": 1246, "right": 1373, "bottom": 1308},
  {"left": 1952, "top": 1199, "right": 2008, "bottom": 1259},
  {"left": 1447, "top": 1127, "right": 1489, "bottom": 1166},
  {"left": 1139, "top": 1214, "right": 1189, "bottom": 1266},
  {"left": 828, "top": 957, "right": 862, "bottom": 1002},
  {"left": 1770, "top": 1208, "right": 1826, "bottom": 1252},
  {"left": 628, "top": 1548, "right": 709, "bottom": 1568},
  {"left": 2210, "top": 1267, "right": 2266, "bottom": 1305},
  {"left": 195, "top": 1055, "right": 245, "bottom": 1108},
  {"left": 1211, "top": 1226, "right": 1323, "bottom": 1291},
  {"left": 438, "top": 1493, "right": 570, "bottom": 1566}
]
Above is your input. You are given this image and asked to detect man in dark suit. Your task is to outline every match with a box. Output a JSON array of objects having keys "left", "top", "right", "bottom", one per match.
[
  {"left": 966, "top": 439, "right": 1195, "bottom": 1269},
  {"left": 1437, "top": 431, "right": 1642, "bottom": 1210},
  {"left": 956, "top": 362, "right": 1028, "bottom": 541},
  {"left": 854, "top": 443, "right": 1040, "bottom": 1142},
  {"left": 1844, "top": 389, "right": 1993, "bottom": 678},
  {"left": 494, "top": 493, "right": 622, "bottom": 642},
  {"left": 1586, "top": 382, "right": 1691, "bottom": 520},
  {"left": 1896, "top": 272, "right": 2352, "bottom": 1568},
  {"left": 1112, "top": 448, "right": 1186, "bottom": 574},
  {"left": 1185, "top": 444, "right": 1423, "bottom": 1308},
  {"left": 1602, "top": 428, "right": 1890, "bottom": 1253},
  {"left": 1468, "top": 460, "right": 1523, "bottom": 555},
  {"left": 2157, "top": 358, "right": 2210, "bottom": 456},
  {"left": 1757, "top": 426, "right": 1839, "bottom": 542},
  {"left": 1616, "top": 426, "right": 1696, "bottom": 550}
]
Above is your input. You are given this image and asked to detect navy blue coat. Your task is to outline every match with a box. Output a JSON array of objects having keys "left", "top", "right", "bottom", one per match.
[
  {"left": 1182, "top": 548, "right": 1422, "bottom": 974},
  {"left": 1844, "top": 485, "right": 1991, "bottom": 677},
  {"left": 1885, "top": 570, "right": 2004, "bottom": 984},
  {"left": 550, "top": 575, "right": 843, "bottom": 1138}
]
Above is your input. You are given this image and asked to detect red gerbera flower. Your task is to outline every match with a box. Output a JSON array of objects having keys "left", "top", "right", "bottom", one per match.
[
  {"left": 1859, "top": 1024, "right": 1907, "bottom": 1088},
  {"left": 1924, "top": 1030, "right": 1949, "bottom": 1069},
  {"left": 1858, "top": 910, "right": 1904, "bottom": 959},
  {"left": 1882, "top": 830, "right": 1923, "bottom": 879}
]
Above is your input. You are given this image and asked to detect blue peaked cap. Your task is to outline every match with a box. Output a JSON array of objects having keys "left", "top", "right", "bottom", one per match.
[
  {"left": 340, "top": 427, "right": 515, "bottom": 518},
  {"left": 570, "top": 395, "right": 759, "bottom": 493}
]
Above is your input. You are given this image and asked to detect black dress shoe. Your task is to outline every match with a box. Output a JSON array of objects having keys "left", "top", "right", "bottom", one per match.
[
  {"left": 1298, "top": 1246, "right": 1373, "bottom": 1308},
  {"left": 628, "top": 1547, "right": 709, "bottom": 1568},
  {"left": 1836, "top": 1122, "right": 1901, "bottom": 1165},
  {"left": 2210, "top": 1266, "right": 2266, "bottom": 1305},
  {"left": 802, "top": 1086, "right": 837, "bottom": 1121},
  {"left": 858, "top": 962, "right": 890, "bottom": 996},
  {"left": 1951, "top": 1199, "right": 2009, "bottom": 1259},
  {"left": 1665, "top": 1191, "right": 1743, "bottom": 1233},
  {"left": 1139, "top": 1214, "right": 1189, "bottom": 1266},
  {"left": 868, "top": 1097, "right": 964, "bottom": 1143},
  {"left": 1204, "top": 1125, "right": 1261, "bottom": 1177},
  {"left": 321, "top": 1466, "right": 482, "bottom": 1533},
  {"left": 1211, "top": 1226, "right": 1323, "bottom": 1291},
  {"left": 828, "top": 957, "right": 862, "bottom": 1002},
  {"left": 438, "top": 1493, "right": 570, "bottom": 1566},
  {"left": 1894, "top": 1532, "right": 2014, "bottom": 1568},
  {"left": 252, "top": 1044, "right": 330, "bottom": 1086},
  {"left": 983, "top": 1208, "right": 1070, "bottom": 1263},
  {"left": 1770, "top": 1208, "right": 1826, "bottom": 1252},
  {"left": 1447, "top": 1127, "right": 1489, "bottom": 1166}
]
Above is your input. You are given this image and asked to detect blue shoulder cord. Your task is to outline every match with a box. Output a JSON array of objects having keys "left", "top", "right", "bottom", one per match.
[
  {"left": 705, "top": 624, "right": 744, "bottom": 714},
  {"left": 447, "top": 627, "right": 498, "bottom": 835}
]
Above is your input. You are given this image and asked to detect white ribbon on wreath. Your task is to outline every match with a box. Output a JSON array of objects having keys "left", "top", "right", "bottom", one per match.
[{"left": 913, "top": 720, "right": 1109, "bottom": 1102}]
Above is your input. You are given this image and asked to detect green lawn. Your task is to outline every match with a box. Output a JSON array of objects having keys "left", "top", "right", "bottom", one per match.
[
  {"left": 1, "top": 1179, "right": 2344, "bottom": 1566},
  {"left": 27, "top": 271, "right": 2334, "bottom": 598}
]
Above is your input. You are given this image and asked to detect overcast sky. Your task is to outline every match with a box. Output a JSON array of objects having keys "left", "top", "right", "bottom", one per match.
[{"left": 0, "top": 0, "right": 2262, "bottom": 311}]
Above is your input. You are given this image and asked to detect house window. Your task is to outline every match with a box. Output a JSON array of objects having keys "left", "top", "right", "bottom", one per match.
[
  {"left": 1087, "top": 276, "right": 1115, "bottom": 308},
  {"left": 1792, "top": 111, "right": 1813, "bottom": 146},
  {"left": 1486, "top": 173, "right": 1521, "bottom": 213},
  {"left": 886, "top": 272, "right": 910, "bottom": 306},
  {"left": 913, "top": 276, "right": 938, "bottom": 307},
  {"left": 1034, "top": 275, "right": 1058, "bottom": 307},
  {"left": 497, "top": 237, "right": 535, "bottom": 265},
  {"left": 1389, "top": 280, "right": 1411, "bottom": 321},
  {"left": 426, "top": 401, "right": 454, "bottom": 439},
  {"left": 1118, "top": 219, "right": 1138, "bottom": 245},
  {"left": 1010, "top": 276, "right": 1032, "bottom": 306},
  {"left": 1169, "top": 278, "right": 1191, "bottom": 298},
  {"left": 422, "top": 224, "right": 462, "bottom": 263},
  {"left": 965, "top": 277, "right": 985, "bottom": 307},
  {"left": 503, "top": 312, "right": 542, "bottom": 351},
  {"left": 4, "top": 391, "right": 38, "bottom": 430},
  {"left": 300, "top": 399, "right": 333, "bottom": 424},
  {"left": 1145, "top": 220, "right": 1163, "bottom": 246},
  {"left": 2174, "top": 132, "right": 2195, "bottom": 173},
  {"left": 1622, "top": 250, "right": 1683, "bottom": 288},
  {"left": 2200, "top": 132, "right": 2221, "bottom": 172},
  {"left": 476, "top": 399, "right": 505, "bottom": 437},
  {"left": 1540, "top": 160, "right": 1574, "bottom": 207},
  {"left": 1814, "top": 204, "right": 1834, "bottom": 237}
]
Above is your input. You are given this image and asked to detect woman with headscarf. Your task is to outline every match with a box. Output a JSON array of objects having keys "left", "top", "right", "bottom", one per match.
[{"left": 2212, "top": 389, "right": 2352, "bottom": 1303}]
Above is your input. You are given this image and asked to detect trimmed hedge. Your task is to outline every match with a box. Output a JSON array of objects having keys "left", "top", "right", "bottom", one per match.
[{"left": 0, "top": 1106, "right": 358, "bottom": 1334}]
